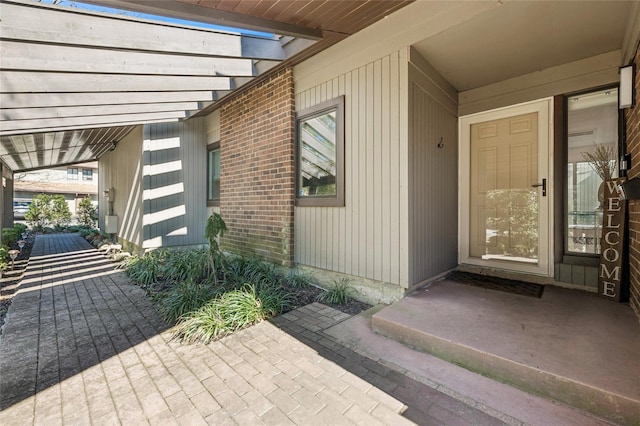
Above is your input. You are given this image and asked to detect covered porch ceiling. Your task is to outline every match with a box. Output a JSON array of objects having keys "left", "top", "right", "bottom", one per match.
[
  {"left": 1, "top": 0, "right": 638, "bottom": 173},
  {"left": 0, "top": 0, "right": 411, "bottom": 172}
]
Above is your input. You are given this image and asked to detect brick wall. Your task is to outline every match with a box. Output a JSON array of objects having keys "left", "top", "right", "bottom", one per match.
[
  {"left": 219, "top": 68, "right": 295, "bottom": 266},
  {"left": 626, "top": 50, "right": 640, "bottom": 320}
]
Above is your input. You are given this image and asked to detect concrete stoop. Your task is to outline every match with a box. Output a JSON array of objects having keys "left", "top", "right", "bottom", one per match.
[{"left": 371, "top": 281, "right": 640, "bottom": 426}]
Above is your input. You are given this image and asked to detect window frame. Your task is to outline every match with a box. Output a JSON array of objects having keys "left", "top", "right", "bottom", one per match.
[
  {"left": 67, "top": 167, "right": 78, "bottom": 180},
  {"left": 561, "top": 85, "right": 619, "bottom": 263},
  {"left": 82, "top": 169, "right": 93, "bottom": 181},
  {"left": 295, "top": 96, "right": 345, "bottom": 207},
  {"left": 207, "top": 142, "right": 221, "bottom": 207}
]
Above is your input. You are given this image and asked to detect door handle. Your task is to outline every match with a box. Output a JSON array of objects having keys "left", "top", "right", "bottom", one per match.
[{"left": 532, "top": 178, "right": 546, "bottom": 196}]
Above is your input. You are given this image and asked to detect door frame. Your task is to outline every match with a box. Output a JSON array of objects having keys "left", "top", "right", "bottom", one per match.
[{"left": 458, "top": 98, "right": 554, "bottom": 277}]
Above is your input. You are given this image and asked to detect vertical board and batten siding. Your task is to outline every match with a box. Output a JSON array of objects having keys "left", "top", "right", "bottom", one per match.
[
  {"left": 294, "top": 51, "right": 408, "bottom": 288},
  {"left": 408, "top": 75, "right": 459, "bottom": 284},
  {"left": 142, "top": 118, "right": 208, "bottom": 249},
  {"left": 407, "top": 50, "right": 459, "bottom": 285},
  {"left": 98, "top": 126, "right": 144, "bottom": 250}
]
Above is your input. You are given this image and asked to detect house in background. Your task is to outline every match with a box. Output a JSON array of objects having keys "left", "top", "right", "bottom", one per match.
[
  {"left": 1, "top": 1, "right": 639, "bottom": 422},
  {"left": 2, "top": 0, "right": 638, "bottom": 313},
  {"left": 95, "top": 1, "right": 640, "bottom": 311},
  {"left": 13, "top": 162, "right": 98, "bottom": 220}
]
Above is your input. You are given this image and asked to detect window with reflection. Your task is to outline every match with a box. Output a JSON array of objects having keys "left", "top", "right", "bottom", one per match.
[
  {"left": 566, "top": 88, "right": 618, "bottom": 255},
  {"left": 296, "top": 96, "right": 345, "bottom": 207},
  {"left": 207, "top": 143, "right": 220, "bottom": 206}
]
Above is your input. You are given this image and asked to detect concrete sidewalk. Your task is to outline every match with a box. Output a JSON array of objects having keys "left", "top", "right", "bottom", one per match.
[{"left": 0, "top": 233, "right": 505, "bottom": 425}]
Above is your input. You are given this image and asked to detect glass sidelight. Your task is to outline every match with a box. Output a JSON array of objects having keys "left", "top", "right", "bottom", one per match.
[{"left": 566, "top": 88, "right": 618, "bottom": 255}]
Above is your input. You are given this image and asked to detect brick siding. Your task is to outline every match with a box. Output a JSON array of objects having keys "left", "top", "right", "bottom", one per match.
[
  {"left": 219, "top": 68, "right": 295, "bottom": 266},
  {"left": 626, "top": 50, "right": 640, "bottom": 320}
]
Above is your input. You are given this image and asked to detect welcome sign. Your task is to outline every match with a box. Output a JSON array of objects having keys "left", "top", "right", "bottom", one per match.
[{"left": 598, "top": 178, "right": 627, "bottom": 302}]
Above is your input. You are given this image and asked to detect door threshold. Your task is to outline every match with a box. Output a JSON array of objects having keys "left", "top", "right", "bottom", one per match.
[{"left": 457, "top": 264, "right": 554, "bottom": 285}]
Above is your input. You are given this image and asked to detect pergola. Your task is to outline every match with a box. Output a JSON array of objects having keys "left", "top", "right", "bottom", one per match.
[{"left": 0, "top": 0, "right": 411, "bottom": 171}]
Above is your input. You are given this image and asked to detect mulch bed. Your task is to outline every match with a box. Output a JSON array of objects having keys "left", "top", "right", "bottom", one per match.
[
  {"left": 288, "top": 284, "right": 372, "bottom": 316},
  {"left": 0, "top": 233, "right": 372, "bottom": 333},
  {"left": 0, "top": 234, "right": 35, "bottom": 333}
]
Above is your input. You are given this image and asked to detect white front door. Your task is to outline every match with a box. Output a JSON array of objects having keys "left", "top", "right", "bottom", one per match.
[{"left": 459, "top": 99, "right": 553, "bottom": 277}]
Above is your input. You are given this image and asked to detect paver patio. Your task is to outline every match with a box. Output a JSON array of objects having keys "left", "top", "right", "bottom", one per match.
[{"left": 0, "top": 233, "right": 505, "bottom": 425}]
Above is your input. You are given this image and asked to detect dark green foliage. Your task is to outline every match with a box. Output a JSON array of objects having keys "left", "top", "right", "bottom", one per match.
[
  {"left": 205, "top": 213, "right": 227, "bottom": 284},
  {"left": 50, "top": 194, "right": 72, "bottom": 229},
  {"left": 77, "top": 197, "right": 97, "bottom": 227},
  {"left": 286, "top": 267, "right": 311, "bottom": 289},
  {"left": 223, "top": 255, "right": 249, "bottom": 288},
  {"left": 25, "top": 193, "right": 71, "bottom": 230},
  {"left": 2, "top": 228, "right": 19, "bottom": 247},
  {"left": 160, "top": 248, "right": 210, "bottom": 283},
  {"left": 244, "top": 257, "right": 280, "bottom": 287},
  {"left": 13, "top": 223, "right": 27, "bottom": 236},
  {"left": 172, "top": 284, "right": 293, "bottom": 344},
  {"left": 25, "top": 194, "right": 51, "bottom": 230},
  {"left": 121, "top": 251, "right": 162, "bottom": 288},
  {"left": 317, "top": 277, "right": 353, "bottom": 305},
  {"left": 0, "top": 246, "right": 8, "bottom": 272},
  {"left": 155, "top": 280, "right": 219, "bottom": 323}
]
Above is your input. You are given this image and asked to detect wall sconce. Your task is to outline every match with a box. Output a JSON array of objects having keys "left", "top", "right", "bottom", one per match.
[{"left": 619, "top": 64, "right": 634, "bottom": 109}]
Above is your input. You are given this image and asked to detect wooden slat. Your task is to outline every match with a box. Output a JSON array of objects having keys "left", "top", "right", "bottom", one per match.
[
  {"left": 1, "top": 102, "right": 199, "bottom": 122},
  {"left": 2, "top": 92, "right": 214, "bottom": 109},
  {"left": 294, "top": 51, "right": 407, "bottom": 287},
  {"left": 1, "top": 41, "right": 255, "bottom": 77},
  {"left": 1, "top": 71, "right": 230, "bottom": 93}
]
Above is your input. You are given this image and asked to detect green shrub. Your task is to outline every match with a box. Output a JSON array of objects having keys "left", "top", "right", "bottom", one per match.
[
  {"left": 25, "top": 194, "right": 51, "bottom": 230},
  {"left": 122, "top": 252, "right": 162, "bottom": 288},
  {"left": 50, "top": 195, "right": 72, "bottom": 229},
  {"left": 2, "top": 228, "right": 19, "bottom": 247},
  {"left": 13, "top": 223, "right": 27, "bottom": 236},
  {"left": 0, "top": 245, "right": 8, "bottom": 272},
  {"left": 286, "top": 267, "right": 312, "bottom": 289},
  {"left": 317, "top": 277, "right": 353, "bottom": 305},
  {"left": 223, "top": 255, "right": 249, "bottom": 288},
  {"left": 79, "top": 228, "right": 95, "bottom": 238},
  {"left": 205, "top": 213, "right": 227, "bottom": 285},
  {"left": 77, "top": 197, "right": 97, "bottom": 227},
  {"left": 244, "top": 257, "right": 280, "bottom": 287},
  {"left": 161, "top": 248, "right": 210, "bottom": 283},
  {"left": 172, "top": 284, "right": 293, "bottom": 344},
  {"left": 156, "top": 280, "right": 218, "bottom": 323}
]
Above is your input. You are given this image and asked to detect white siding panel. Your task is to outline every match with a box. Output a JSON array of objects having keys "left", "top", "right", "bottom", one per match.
[
  {"left": 408, "top": 70, "right": 459, "bottom": 284},
  {"left": 98, "top": 126, "right": 144, "bottom": 251},
  {"left": 295, "top": 52, "right": 406, "bottom": 287},
  {"left": 142, "top": 118, "right": 208, "bottom": 249}
]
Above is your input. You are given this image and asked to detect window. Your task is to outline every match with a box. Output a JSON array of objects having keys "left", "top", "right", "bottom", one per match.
[
  {"left": 82, "top": 169, "right": 93, "bottom": 181},
  {"left": 565, "top": 87, "right": 618, "bottom": 255},
  {"left": 67, "top": 168, "right": 78, "bottom": 180},
  {"left": 207, "top": 143, "right": 220, "bottom": 206},
  {"left": 296, "top": 96, "right": 345, "bottom": 207}
]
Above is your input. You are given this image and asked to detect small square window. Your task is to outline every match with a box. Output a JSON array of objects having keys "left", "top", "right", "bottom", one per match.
[
  {"left": 296, "top": 96, "right": 345, "bottom": 207},
  {"left": 207, "top": 143, "right": 220, "bottom": 206},
  {"left": 82, "top": 169, "right": 93, "bottom": 181},
  {"left": 67, "top": 168, "right": 78, "bottom": 180}
]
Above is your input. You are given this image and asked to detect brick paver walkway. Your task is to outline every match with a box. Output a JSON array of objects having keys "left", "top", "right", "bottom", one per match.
[{"left": 0, "top": 233, "right": 505, "bottom": 425}]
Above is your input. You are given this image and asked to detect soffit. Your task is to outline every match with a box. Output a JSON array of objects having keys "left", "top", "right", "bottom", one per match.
[
  {"left": 412, "top": 1, "right": 634, "bottom": 92},
  {"left": 1, "top": 0, "right": 412, "bottom": 172}
]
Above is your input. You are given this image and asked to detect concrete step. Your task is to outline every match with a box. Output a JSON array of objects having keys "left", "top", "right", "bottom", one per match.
[{"left": 371, "top": 281, "right": 640, "bottom": 426}]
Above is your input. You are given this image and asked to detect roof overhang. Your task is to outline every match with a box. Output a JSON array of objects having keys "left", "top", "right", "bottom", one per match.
[{"left": 1, "top": 0, "right": 411, "bottom": 171}]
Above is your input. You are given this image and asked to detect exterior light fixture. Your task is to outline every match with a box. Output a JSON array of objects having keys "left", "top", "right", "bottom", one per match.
[
  {"left": 619, "top": 65, "right": 634, "bottom": 109},
  {"left": 8, "top": 249, "right": 19, "bottom": 270},
  {"left": 17, "top": 240, "right": 26, "bottom": 252}
]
